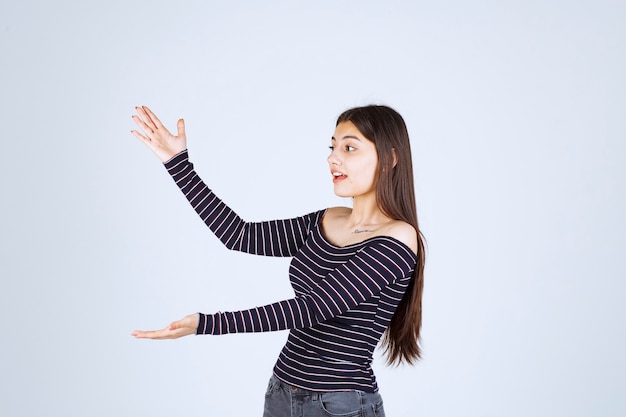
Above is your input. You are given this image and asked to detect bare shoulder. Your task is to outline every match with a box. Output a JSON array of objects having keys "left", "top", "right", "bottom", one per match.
[
  {"left": 323, "top": 206, "right": 352, "bottom": 220},
  {"left": 382, "top": 220, "right": 418, "bottom": 255}
]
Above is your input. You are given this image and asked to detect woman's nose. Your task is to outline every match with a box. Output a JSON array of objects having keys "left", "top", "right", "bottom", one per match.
[{"left": 327, "top": 152, "right": 341, "bottom": 166}]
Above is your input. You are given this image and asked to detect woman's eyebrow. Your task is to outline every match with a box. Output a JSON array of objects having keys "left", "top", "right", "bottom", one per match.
[{"left": 331, "top": 135, "right": 362, "bottom": 141}]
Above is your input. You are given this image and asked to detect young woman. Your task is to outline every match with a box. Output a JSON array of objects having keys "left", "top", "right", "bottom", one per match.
[{"left": 131, "top": 104, "right": 425, "bottom": 417}]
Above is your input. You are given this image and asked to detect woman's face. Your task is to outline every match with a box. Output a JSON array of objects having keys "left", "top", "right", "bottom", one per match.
[{"left": 328, "top": 121, "right": 379, "bottom": 199}]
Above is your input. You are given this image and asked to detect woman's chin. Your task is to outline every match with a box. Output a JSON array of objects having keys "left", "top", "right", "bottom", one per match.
[{"left": 333, "top": 190, "right": 353, "bottom": 198}]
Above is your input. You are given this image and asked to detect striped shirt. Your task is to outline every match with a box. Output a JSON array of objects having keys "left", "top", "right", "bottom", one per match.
[{"left": 165, "top": 150, "right": 417, "bottom": 392}]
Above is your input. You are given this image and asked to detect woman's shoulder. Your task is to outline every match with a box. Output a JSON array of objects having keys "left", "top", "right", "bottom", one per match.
[
  {"left": 379, "top": 220, "right": 418, "bottom": 256},
  {"left": 320, "top": 206, "right": 352, "bottom": 236},
  {"left": 323, "top": 206, "right": 352, "bottom": 219},
  {"left": 322, "top": 207, "right": 418, "bottom": 255}
]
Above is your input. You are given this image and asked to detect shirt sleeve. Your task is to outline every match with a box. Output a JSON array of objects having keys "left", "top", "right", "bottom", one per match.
[
  {"left": 164, "top": 150, "right": 320, "bottom": 257},
  {"left": 196, "top": 237, "right": 417, "bottom": 335}
]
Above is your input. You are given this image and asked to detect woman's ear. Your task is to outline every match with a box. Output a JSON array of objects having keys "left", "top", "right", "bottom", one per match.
[{"left": 392, "top": 148, "right": 398, "bottom": 168}]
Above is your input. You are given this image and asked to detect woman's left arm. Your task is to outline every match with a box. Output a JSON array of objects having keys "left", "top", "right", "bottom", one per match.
[
  {"left": 133, "top": 238, "right": 416, "bottom": 339},
  {"left": 196, "top": 238, "right": 417, "bottom": 335},
  {"left": 132, "top": 239, "right": 415, "bottom": 339}
]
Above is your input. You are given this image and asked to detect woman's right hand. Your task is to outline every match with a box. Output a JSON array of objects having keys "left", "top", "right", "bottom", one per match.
[{"left": 131, "top": 106, "right": 187, "bottom": 163}]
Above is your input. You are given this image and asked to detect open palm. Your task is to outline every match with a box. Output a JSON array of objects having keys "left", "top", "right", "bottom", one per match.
[
  {"left": 131, "top": 106, "right": 187, "bottom": 162},
  {"left": 132, "top": 313, "right": 199, "bottom": 340}
]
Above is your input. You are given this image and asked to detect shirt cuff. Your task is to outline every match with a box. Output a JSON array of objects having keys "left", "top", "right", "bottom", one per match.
[
  {"left": 163, "top": 149, "right": 189, "bottom": 169},
  {"left": 196, "top": 312, "right": 217, "bottom": 335}
]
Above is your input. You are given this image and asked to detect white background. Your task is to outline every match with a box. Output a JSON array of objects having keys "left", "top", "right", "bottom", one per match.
[{"left": 1, "top": 1, "right": 624, "bottom": 416}]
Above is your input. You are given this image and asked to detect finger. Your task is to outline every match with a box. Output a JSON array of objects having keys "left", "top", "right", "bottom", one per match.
[
  {"left": 176, "top": 119, "right": 186, "bottom": 139},
  {"left": 169, "top": 313, "right": 192, "bottom": 329},
  {"left": 132, "top": 328, "right": 171, "bottom": 339},
  {"left": 142, "top": 106, "right": 167, "bottom": 132},
  {"left": 133, "top": 106, "right": 149, "bottom": 124},
  {"left": 168, "top": 317, "right": 193, "bottom": 331},
  {"left": 135, "top": 106, "right": 157, "bottom": 131},
  {"left": 130, "top": 129, "right": 149, "bottom": 143},
  {"left": 131, "top": 114, "right": 154, "bottom": 137},
  {"left": 132, "top": 329, "right": 157, "bottom": 338}
]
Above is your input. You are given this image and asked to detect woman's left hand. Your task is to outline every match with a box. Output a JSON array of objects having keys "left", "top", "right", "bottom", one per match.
[{"left": 132, "top": 313, "right": 199, "bottom": 339}]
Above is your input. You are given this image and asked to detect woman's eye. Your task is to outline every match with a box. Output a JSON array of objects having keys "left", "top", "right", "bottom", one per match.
[{"left": 328, "top": 145, "right": 355, "bottom": 152}]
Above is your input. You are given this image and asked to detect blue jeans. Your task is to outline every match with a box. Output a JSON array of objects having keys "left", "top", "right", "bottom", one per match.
[{"left": 263, "top": 375, "right": 386, "bottom": 417}]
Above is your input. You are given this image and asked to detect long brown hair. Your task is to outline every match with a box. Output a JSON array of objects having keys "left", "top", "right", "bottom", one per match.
[{"left": 337, "top": 105, "right": 426, "bottom": 365}]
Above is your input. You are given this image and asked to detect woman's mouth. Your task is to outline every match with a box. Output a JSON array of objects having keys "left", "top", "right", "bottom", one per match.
[{"left": 332, "top": 172, "right": 347, "bottom": 183}]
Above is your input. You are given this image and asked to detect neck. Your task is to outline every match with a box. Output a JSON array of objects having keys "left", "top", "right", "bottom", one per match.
[{"left": 348, "top": 193, "right": 388, "bottom": 230}]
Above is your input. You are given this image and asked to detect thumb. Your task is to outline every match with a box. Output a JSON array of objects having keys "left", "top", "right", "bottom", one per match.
[{"left": 177, "top": 118, "right": 185, "bottom": 138}]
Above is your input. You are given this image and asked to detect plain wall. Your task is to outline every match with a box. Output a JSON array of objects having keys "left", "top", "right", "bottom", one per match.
[{"left": 1, "top": 1, "right": 624, "bottom": 416}]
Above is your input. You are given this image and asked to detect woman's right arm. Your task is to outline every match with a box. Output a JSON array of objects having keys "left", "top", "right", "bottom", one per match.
[
  {"left": 165, "top": 150, "right": 317, "bottom": 256},
  {"left": 131, "top": 106, "right": 314, "bottom": 257}
]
